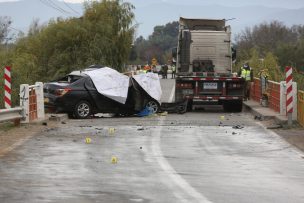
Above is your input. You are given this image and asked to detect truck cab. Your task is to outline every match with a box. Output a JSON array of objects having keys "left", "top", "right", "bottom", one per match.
[{"left": 175, "top": 17, "right": 245, "bottom": 112}]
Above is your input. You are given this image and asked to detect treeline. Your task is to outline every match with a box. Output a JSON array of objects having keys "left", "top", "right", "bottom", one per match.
[
  {"left": 234, "top": 21, "right": 304, "bottom": 89},
  {"left": 130, "top": 21, "right": 179, "bottom": 65},
  {"left": 0, "top": 0, "right": 135, "bottom": 108}
]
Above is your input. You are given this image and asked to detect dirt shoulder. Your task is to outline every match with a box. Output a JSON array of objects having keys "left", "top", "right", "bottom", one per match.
[
  {"left": 273, "top": 127, "right": 304, "bottom": 152},
  {"left": 0, "top": 121, "right": 57, "bottom": 157}
]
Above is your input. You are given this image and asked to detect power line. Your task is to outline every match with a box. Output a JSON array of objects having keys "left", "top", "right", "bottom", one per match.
[
  {"left": 38, "top": 0, "right": 70, "bottom": 15},
  {"left": 39, "top": 0, "right": 66, "bottom": 15},
  {"left": 62, "top": 0, "right": 81, "bottom": 15},
  {"left": 46, "top": 0, "right": 71, "bottom": 14}
]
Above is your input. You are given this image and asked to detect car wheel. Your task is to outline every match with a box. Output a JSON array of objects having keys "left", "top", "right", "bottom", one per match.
[
  {"left": 145, "top": 100, "right": 160, "bottom": 114},
  {"left": 74, "top": 100, "right": 91, "bottom": 119}
]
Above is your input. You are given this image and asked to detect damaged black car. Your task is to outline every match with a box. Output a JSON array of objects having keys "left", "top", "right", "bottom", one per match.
[{"left": 44, "top": 67, "right": 161, "bottom": 119}]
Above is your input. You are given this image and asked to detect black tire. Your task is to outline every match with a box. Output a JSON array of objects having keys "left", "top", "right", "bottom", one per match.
[
  {"left": 187, "top": 100, "right": 193, "bottom": 112},
  {"left": 223, "top": 100, "right": 243, "bottom": 112},
  {"left": 145, "top": 100, "right": 160, "bottom": 114},
  {"left": 177, "top": 105, "right": 187, "bottom": 114},
  {"left": 74, "top": 100, "right": 92, "bottom": 119}
]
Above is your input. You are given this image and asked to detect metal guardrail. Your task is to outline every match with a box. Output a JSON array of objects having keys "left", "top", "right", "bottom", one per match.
[
  {"left": 0, "top": 107, "right": 24, "bottom": 123},
  {"left": 298, "top": 90, "right": 304, "bottom": 127}
]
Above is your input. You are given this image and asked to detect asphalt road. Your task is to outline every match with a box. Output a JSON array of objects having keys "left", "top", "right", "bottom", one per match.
[{"left": 1, "top": 110, "right": 304, "bottom": 203}]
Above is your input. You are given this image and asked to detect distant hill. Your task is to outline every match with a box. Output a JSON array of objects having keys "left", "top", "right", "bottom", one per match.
[{"left": 1, "top": 0, "right": 304, "bottom": 39}]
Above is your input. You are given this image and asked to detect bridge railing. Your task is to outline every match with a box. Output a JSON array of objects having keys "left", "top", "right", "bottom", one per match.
[
  {"left": 250, "top": 77, "right": 299, "bottom": 122},
  {"left": 298, "top": 90, "right": 304, "bottom": 127},
  {"left": 1, "top": 82, "right": 45, "bottom": 124}
]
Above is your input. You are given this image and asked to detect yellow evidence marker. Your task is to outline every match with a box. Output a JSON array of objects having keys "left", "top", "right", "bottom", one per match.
[
  {"left": 111, "top": 156, "right": 118, "bottom": 164},
  {"left": 220, "top": 115, "right": 225, "bottom": 120},
  {"left": 108, "top": 128, "right": 115, "bottom": 135},
  {"left": 85, "top": 137, "right": 92, "bottom": 144}
]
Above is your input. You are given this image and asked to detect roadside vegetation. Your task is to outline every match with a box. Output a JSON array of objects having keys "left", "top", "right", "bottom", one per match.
[
  {"left": 0, "top": 0, "right": 303, "bottom": 108},
  {"left": 233, "top": 21, "right": 304, "bottom": 89},
  {"left": 0, "top": 0, "right": 135, "bottom": 108}
]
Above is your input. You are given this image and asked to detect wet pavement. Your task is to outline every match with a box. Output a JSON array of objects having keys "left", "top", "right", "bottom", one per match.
[{"left": 1, "top": 110, "right": 304, "bottom": 203}]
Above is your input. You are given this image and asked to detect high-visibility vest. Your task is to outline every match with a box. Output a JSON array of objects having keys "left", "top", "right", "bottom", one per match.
[
  {"left": 241, "top": 68, "right": 251, "bottom": 81},
  {"left": 172, "top": 65, "right": 176, "bottom": 71}
]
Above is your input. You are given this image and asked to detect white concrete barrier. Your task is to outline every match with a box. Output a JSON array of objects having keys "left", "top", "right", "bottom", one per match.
[{"left": 20, "top": 82, "right": 45, "bottom": 123}]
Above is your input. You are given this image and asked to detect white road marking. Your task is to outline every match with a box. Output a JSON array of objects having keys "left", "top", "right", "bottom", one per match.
[{"left": 151, "top": 117, "right": 212, "bottom": 203}]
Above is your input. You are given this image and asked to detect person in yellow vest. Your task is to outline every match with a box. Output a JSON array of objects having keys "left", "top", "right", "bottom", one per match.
[
  {"left": 238, "top": 62, "right": 253, "bottom": 100},
  {"left": 171, "top": 64, "right": 176, "bottom": 78}
]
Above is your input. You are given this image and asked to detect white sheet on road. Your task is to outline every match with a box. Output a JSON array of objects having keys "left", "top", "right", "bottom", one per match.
[
  {"left": 133, "top": 73, "right": 162, "bottom": 102},
  {"left": 83, "top": 67, "right": 130, "bottom": 104}
]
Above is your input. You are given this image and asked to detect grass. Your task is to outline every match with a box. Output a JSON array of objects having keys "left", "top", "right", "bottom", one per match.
[{"left": 0, "top": 122, "right": 16, "bottom": 132}]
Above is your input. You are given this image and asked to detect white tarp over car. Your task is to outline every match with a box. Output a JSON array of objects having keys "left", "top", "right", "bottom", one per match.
[
  {"left": 132, "top": 73, "right": 162, "bottom": 102},
  {"left": 83, "top": 67, "right": 130, "bottom": 104}
]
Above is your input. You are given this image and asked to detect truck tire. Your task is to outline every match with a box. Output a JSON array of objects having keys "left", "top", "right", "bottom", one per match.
[
  {"left": 223, "top": 100, "right": 243, "bottom": 112},
  {"left": 187, "top": 100, "right": 193, "bottom": 112}
]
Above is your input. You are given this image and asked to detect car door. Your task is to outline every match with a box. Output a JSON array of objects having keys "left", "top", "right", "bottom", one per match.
[{"left": 84, "top": 77, "right": 119, "bottom": 112}]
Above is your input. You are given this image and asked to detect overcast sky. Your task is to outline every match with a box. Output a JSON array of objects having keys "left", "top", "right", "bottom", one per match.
[{"left": 0, "top": 0, "right": 304, "bottom": 9}]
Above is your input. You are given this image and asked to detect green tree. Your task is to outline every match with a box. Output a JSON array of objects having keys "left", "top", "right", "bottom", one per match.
[
  {"left": 132, "top": 21, "right": 178, "bottom": 64},
  {"left": 263, "top": 52, "right": 282, "bottom": 81},
  {"left": 83, "top": 0, "right": 135, "bottom": 71},
  {"left": 0, "top": 0, "right": 136, "bottom": 106}
]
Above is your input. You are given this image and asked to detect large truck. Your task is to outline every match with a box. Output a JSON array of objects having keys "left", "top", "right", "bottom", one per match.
[{"left": 173, "top": 17, "right": 245, "bottom": 112}]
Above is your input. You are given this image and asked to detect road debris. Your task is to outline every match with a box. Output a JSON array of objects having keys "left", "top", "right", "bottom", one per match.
[
  {"left": 254, "top": 115, "right": 263, "bottom": 121},
  {"left": 80, "top": 125, "right": 92, "bottom": 128},
  {"left": 137, "top": 107, "right": 153, "bottom": 117},
  {"left": 267, "top": 124, "right": 283, "bottom": 129},
  {"left": 232, "top": 125, "right": 244, "bottom": 129},
  {"left": 44, "top": 128, "right": 55, "bottom": 132},
  {"left": 158, "top": 111, "right": 168, "bottom": 116}
]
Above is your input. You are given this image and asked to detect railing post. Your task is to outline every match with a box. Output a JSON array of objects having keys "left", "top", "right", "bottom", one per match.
[
  {"left": 20, "top": 84, "right": 29, "bottom": 123},
  {"left": 292, "top": 82, "right": 297, "bottom": 121},
  {"left": 280, "top": 81, "right": 286, "bottom": 116},
  {"left": 4, "top": 66, "right": 12, "bottom": 109},
  {"left": 35, "top": 82, "right": 45, "bottom": 120},
  {"left": 285, "top": 66, "right": 293, "bottom": 126}
]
